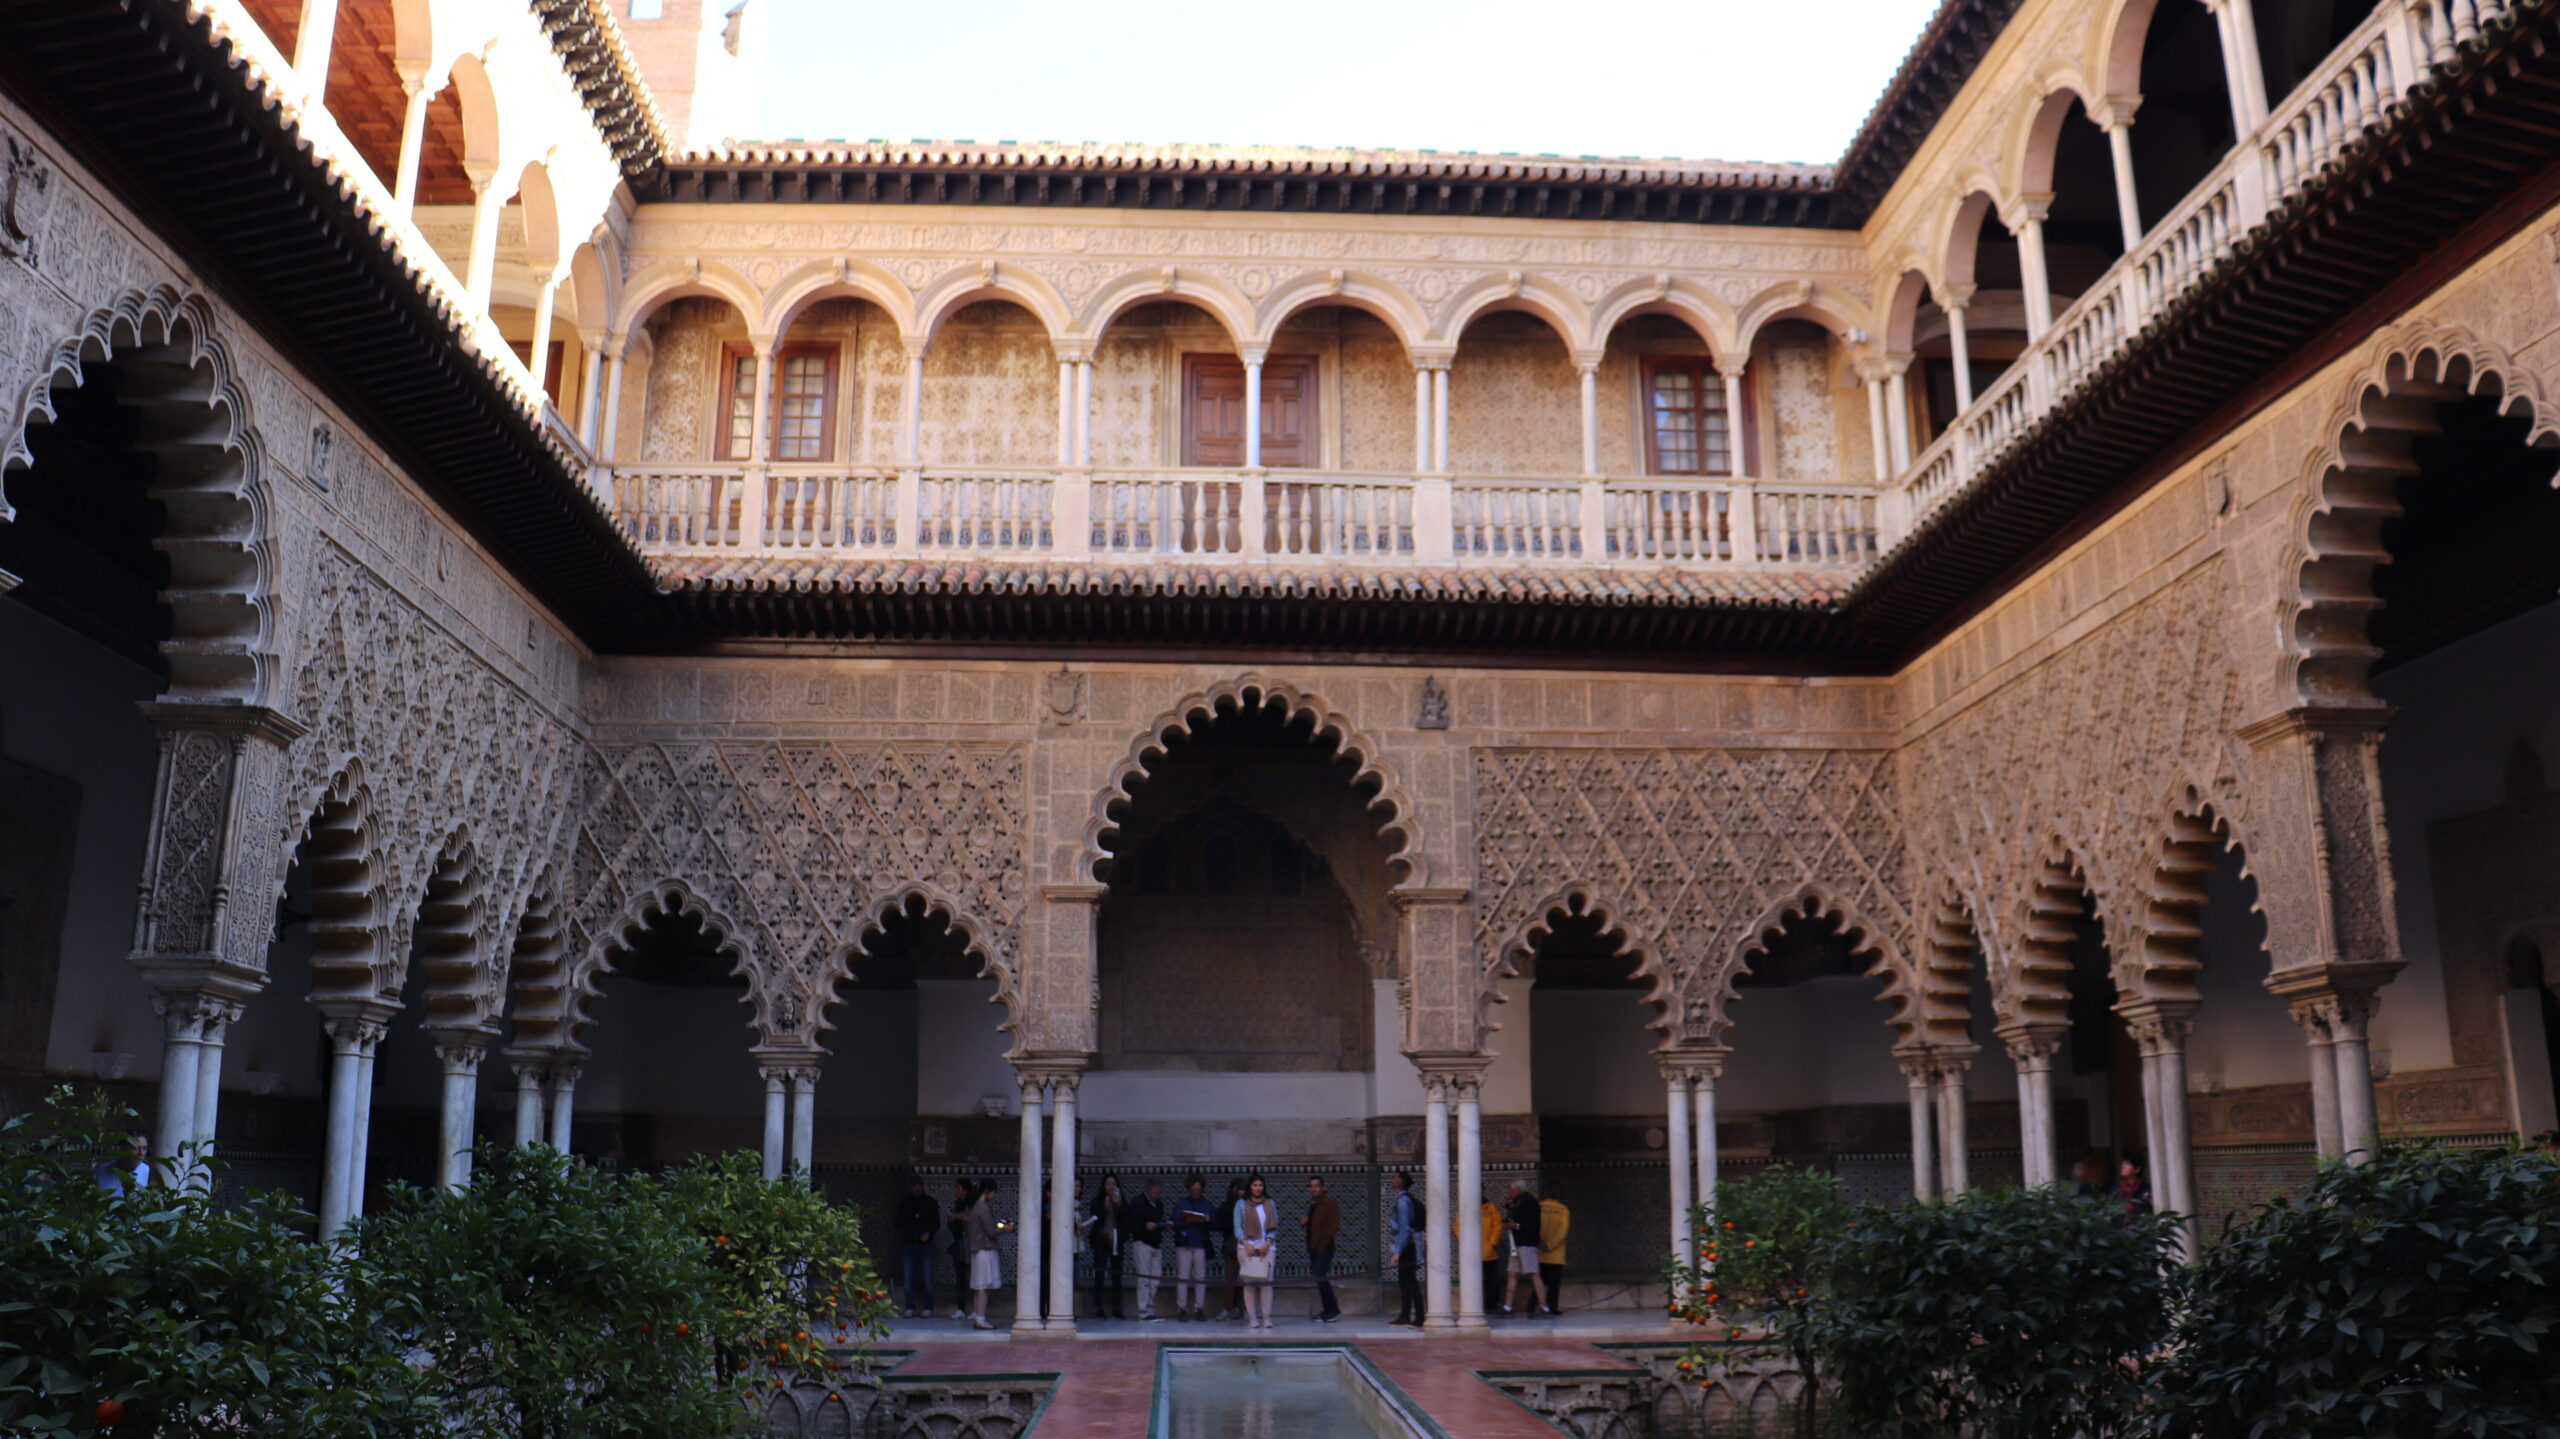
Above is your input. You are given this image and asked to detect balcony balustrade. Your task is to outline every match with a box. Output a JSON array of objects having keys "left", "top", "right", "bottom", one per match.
[
  {"left": 608, "top": 463, "right": 1880, "bottom": 572},
  {"left": 1888, "top": 0, "right": 2492, "bottom": 540}
]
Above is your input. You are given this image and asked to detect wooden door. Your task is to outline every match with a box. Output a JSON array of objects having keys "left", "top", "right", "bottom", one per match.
[{"left": 1182, "top": 354, "right": 1318, "bottom": 467}]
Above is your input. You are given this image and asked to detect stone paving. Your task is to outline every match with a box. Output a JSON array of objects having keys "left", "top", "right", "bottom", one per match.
[{"left": 883, "top": 1310, "right": 1688, "bottom": 1435}]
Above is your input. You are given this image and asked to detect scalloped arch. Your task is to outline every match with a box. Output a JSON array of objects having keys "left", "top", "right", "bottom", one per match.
[
  {"left": 4, "top": 287, "right": 277, "bottom": 705},
  {"left": 2282, "top": 322, "right": 2560, "bottom": 709},
  {"left": 1711, "top": 883, "right": 1907, "bottom": 1048},
  {"left": 558, "top": 878, "right": 758, "bottom": 1054},
  {"left": 1875, "top": 881, "right": 1987, "bottom": 1046},
  {"left": 1081, "top": 676, "right": 1423, "bottom": 888},
  {"left": 1481, "top": 883, "right": 1678, "bottom": 1043},
  {"left": 825, "top": 881, "right": 1018, "bottom": 1043},
  {"left": 2122, "top": 786, "right": 2269, "bottom": 1004}
]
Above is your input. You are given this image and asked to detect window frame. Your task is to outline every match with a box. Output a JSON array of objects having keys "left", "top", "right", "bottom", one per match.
[
  {"left": 1639, "top": 354, "right": 1742, "bottom": 478},
  {"left": 717, "top": 340, "right": 840, "bottom": 462}
]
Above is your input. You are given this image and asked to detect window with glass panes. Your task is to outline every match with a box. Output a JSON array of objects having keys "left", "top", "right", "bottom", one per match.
[
  {"left": 1642, "top": 357, "right": 1732, "bottom": 476},
  {"left": 719, "top": 343, "right": 837, "bottom": 461}
]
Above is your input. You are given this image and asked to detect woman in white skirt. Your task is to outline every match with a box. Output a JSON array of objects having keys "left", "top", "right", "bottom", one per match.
[
  {"left": 1233, "top": 1173, "right": 1278, "bottom": 1331},
  {"left": 964, "top": 1179, "right": 1003, "bottom": 1330}
]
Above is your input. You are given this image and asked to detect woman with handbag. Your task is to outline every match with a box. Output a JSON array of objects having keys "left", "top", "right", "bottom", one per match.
[{"left": 1233, "top": 1173, "right": 1278, "bottom": 1331}]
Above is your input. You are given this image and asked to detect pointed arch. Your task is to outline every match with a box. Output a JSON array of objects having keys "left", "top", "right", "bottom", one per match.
[
  {"left": 1484, "top": 883, "right": 1678, "bottom": 1042},
  {"left": 2283, "top": 322, "right": 2560, "bottom": 708},
  {"left": 1253, "top": 270, "right": 1432, "bottom": 354},
  {"left": 1434, "top": 272, "right": 1587, "bottom": 350},
  {"left": 3, "top": 287, "right": 276, "bottom": 704},
  {"left": 1588, "top": 276, "right": 1740, "bottom": 365},
  {"left": 1079, "top": 267, "right": 1256, "bottom": 349},
  {"left": 1084, "top": 676, "right": 1422, "bottom": 889},
  {"left": 763, "top": 258, "right": 919, "bottom": 342},
  {"left": 614, "top": 259, "right": 766, "bottom": 341},
  {"left": 915, "top": 264, "right": 1073, "bottom": 351}
]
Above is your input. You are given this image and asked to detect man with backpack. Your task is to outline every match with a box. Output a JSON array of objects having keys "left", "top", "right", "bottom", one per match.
[{"left": 1386, "top": 1170, "right": 1425, "bottom": 1325}]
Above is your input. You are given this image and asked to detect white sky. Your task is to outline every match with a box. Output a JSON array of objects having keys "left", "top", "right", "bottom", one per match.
[{"left": 752, "top": 0, "right": 1947, "bottom": 165}]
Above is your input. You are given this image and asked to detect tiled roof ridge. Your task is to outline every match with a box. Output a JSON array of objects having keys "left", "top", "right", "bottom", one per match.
[
  {"left": 681, "top": 139, "right": 1835, "bottom": 190},
  {"left": 655, "top": 555, "right": 1856, "bottom": 608}
]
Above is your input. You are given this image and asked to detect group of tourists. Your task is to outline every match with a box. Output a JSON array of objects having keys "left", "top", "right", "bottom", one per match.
[{"left": 890, "top": 1170, "right": 1568, "bottom": 1326}]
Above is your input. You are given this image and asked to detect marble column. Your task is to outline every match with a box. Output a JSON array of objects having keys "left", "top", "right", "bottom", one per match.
[
  {"left": 1693, "top": 1054, "right": 1725, "bottom": 1219},
  {"left": 149, "top": 993, "right": 209, "bottom": 1188},
  {"left": 2125, "top": 1002, "right": 2199, "bottom": 1247},
  {"left": 1865, "top": 374, "right": 1892, "bottom": 483},
  {"left": 1899, "top": 1051, "right": 1939, "bottom": 1200},
  {"left": 576, "top": 342, "right": 607, "bottom": 448},
  {"left": 599, "top": 346, "right": 628, "bottom": 462},
  {"left": 1431, "top": 365, "right": 1451, "bottom": 472},
  {"left": 391, "top": 68, "right": 431, "bottom": 218},
  {"left": 1663, "top": 1061, "right": 1695, "bottom": 1275},
  {"left": 547, "top": 1063, "right": 580, "bottom": 1153},
  {"left": 2000, "top": 1023, "right": 2067, "bottom": 1187},
  {"left": 432, "top": 1034, "right": 488, "bottom": 1190},
  {"left": 1940, "top": 289, "right": 1976, "bottom": 410},
  {"left": 1421, "top": 1075, "right": 1454, "bottom": 1331},
  {"left": 1412, "top": 366, "right": 1433, "bottom": 473},
  {"left": 292, "top": 0, "right": 340, "bottom": 97},
  {"left": 188, "top": 997, "right": 241, "bottom": 1190},
  {"left": 1046, "top": 1072, "right": 1080, "bottom": 1333},
  {"left": 1073, "top": 358, "right": 1093, "bottom": 465},
  {"left": 1013, "top": 1075, "right": 1046, "bottom": 1336},
  {"left": 2290, "top": 1000, "right": 2343, "bottom": 1158},
  {"left": 901, "top": 343, "right": 928, "bottom": 467},
  {"left": 318, "top": 1013, "right": 386, "bottom": 1240},
  {"left": 1883, "top": 359, "right": 1915, "bottom": 473},
  {"left": 787, "top": 1067, "right": 817, "bottom": 1181},
  {"left": 760, "top": 1068, "right": 789, "bottom": 1179},
  {"left": 510, "top": 1056, "right": 544, "bottom": 1147},
  {"left": 1242, "top": 354, "right": 1265, "bottom": 469},
  {"left": 463, "top": 171, "right": 506, "bottom": 307},
  {"left": 2101, "top": 113, "right": 2144, "bottom": 252},
  {"left": 1454, "top": 1073, "right": 1487, "bottom": 1330},
  {"left": 2325, "top": 992, "right": 2382, "bottom": 1164},
  {"left": 2012, "top": 199, "right": 2055, "bottom": 339},
  {"left": 1577, "top": 358, "right": 1601, "bottom": 476},
  {"left": 1934, "top": 1050, "right": 1973, "bottom": 1195}
]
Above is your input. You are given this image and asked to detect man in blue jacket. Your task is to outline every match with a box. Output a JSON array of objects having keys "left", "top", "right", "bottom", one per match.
[
  {"left": 1171, "top": 1174, "right": 1218, "bottom": 1321},
  {"left": 1386, "top": 1170, "right": 1425, "bottom": 1326}
]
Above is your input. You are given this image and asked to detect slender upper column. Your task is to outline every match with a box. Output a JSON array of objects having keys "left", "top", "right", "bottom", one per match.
[
  {"left": 391, "top": 66, "right": 433, "bottom": 219},
  {"left": 1718, "top": 362, "right": 1748, "bottom": 476},
  {"left": 1242, "top": 351, "right": 1265, "bottom": 470},
  {"left": 1412, "top": 365, "right": 1433, "bottom": 474},
  {"left": 431, "top": 1033, "right": 490, "bottom": 1190},
  {"left": 1691, "top": 1052, "right": 1725, "bottom": 1217},
  {"left": 576, "top": 338, "right": 608, "bottom": 449},
  {"left": 1431, "top": 365, "right": 1452, "bottom": 473},
  {"left": 1055, "top": 360, "right": 1076, "bottom": 467},
  {"left": 463, "top": 170, "right": 506, "bottom": 308},
  {"left": 528, "top": 275, "right": 565, "bottom": 399},
  {"left": 2007, "top": 195, "right": 2056, "bottom": 339},
  {"left": 1882, "top": 356, "right": 1915, "bottom": 473},
  {"left": 546, "top": 1062, "right": 580, "bottom": 1154},
  {"left": 1938, "top": 284, "right": 1977, "bottom": 411},
  {"left": 1045, "top": 1071, "right": 1081, "bottom": 1333},
  {"left": 2095, "top": 98, "right": 2146, "bottom": 253},
  {"left": 187, "top": 996, "right": 241, "bottom": 1190},
  {"left": 599, "top": 341, "right": 629, "bottom": 463},
  {"left": 149, "top": 991, "right": 209, "bottom": 1187},
  {"left": 787, "top": 1066, "right": 817, "bottom": 1182},
  {"left": 509, "top": 1054, "right": 546, "bottom": 1147},
  {"left": 1575, "top": 354, "right": 1602, "bottom": 476},
  {"left": 1863, "top": 370, "right": 1892, "bottom": 483},
  {"left": 1452, "top": 1070, "right": 1488, "bottom": 1331},
  {"left": 1073, "top": 358, "right": 1094, "bottom": 465},
  {"left": 1898, "top": 1050, "right": 1939, "bottom": 1200},
  {"left": 2210, "top": 0, "right": 2273, "bottom": 129},
  {"left": 2321, "top": 991, "right": 2383, "bottom": 1163},
  {"left": 1421, "top": 1074, "right": 1454, "bottom": 1331},
  {"left": 1012, "top": 1074, "right": 1047, "bottom": 1336},
  {"left": 292, "top": 0, "right": 341, "bottom": 100},
  {"left": 901, "top": 341, "right": 929, "bottom": 467},
  {"left": 2123, "top": 1001, "right": 2198, "bottom": 1256}
]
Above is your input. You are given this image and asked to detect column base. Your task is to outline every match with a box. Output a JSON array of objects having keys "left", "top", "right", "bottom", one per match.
[
  {"left": 1039, "top": 1319, "right": 1077, "bottom": 1339},
  {"left": 1421, "top": 1315, "right": 1458, "bottom": 1332},
  {"left": 1008, "top": 1318, "right": 1048, "bottom": 1338},
  {"left": 1455, "top": 1314, "right": 1490, "bottom": 1332}
]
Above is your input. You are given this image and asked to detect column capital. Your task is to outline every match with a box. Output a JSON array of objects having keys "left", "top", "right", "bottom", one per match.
[
  {"left": 2091, "top": 92, "right": 2144, "bottom": 128},
  {"left": 432, "top": 1038, "right": 490, "bottom": 1076},
  {"left": 1929, "top": 1045, "right": 1978, "bottom": 1081},
  {"left": 2001, "top": 192, "right": 2055, "bottom": 229},
  {"left": 2277, "top": 986, "right": 2380, "bottom": 1042},
  {"left": 2115, "top": 998, "right": 2199, "bottom": 1051},
  {"left": 150, "top": 987, "right": 249, "bottom": 1040},
  {"left": 747, "top": 333, "right": 779, "bottom": 359},
  {"left": 1052, "top": 341, "right": 1097, "bottom": 366},
  {"left": 1658, "top": 1047, "right": 1730, "bottom": 1084},
  {"left": 901, "top": 336, "right": 932, "bottom": 364},
  {"left": 1572, "top": 348, "right": 1605, "bottom": 375},
  {"left": 321, "top": 1013, "right": 390, "bottom": 1056},
  {"left": 1409, "top": 349, "right": 1455, "bottom": 372},
  {"left": 1933, "top": 280, "right": 1977, "bottom": 311},
  {"left": 1895, "top": 1048, "right": 1937, "bottom": 1085},
  {"left": 1713, "top": 353, "right": 1750, "bottom": 378},
  {"left": 1994, "top": 1020, "right": 2068, "bottom": 1069}
]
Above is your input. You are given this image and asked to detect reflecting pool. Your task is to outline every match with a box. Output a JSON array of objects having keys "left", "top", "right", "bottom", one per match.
[{"left": 1154, "top": 1348, "right": 1435, "bottom": 1439}]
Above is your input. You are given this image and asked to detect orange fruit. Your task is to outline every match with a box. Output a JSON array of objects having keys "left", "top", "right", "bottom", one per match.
[{"left": 95, "top": 1400, "right": 126, "bottom": 1429}]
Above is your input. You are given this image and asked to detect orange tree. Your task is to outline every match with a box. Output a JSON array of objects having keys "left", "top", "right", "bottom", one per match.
[
  {"left": 642, "top": 1153, "right": 895, "bottom": 1396},
  {"left": 1662, "top": 1165, "right": 1847, "bottom": 1439},
  {"left": 2145, "top": 1141, "right": 2560, "bottom": 1437},
  {"left": 0, "top": 1089, "right": 429, "bottom": 1439}
]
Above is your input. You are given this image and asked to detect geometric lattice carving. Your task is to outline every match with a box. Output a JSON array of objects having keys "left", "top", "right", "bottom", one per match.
[
  {"left": 1471, "top": 746, "right": 1906, "bottom": 1045},
  {"left": 563, "top": 740, "right": 1026, "bottom": 1049}
]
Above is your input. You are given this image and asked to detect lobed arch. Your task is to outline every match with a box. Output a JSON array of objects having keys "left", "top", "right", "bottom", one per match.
[
  {"left": 1587, "top": 276, "right": 1739, "bottom": 365},
  {"left": 2006, "top": 844, "right": 2103, "bottom": 1031},
  {"left": 293, "top": 766, "right": 387, "bottom": 1007},
  {"left": 1731, "top": 281, "right": 1865, "bottom": 357},
  {"left": 1077, "top": 268, "right": 1257, "bottom": 350},
  {"left": 1710, "top": 883, "right": 1907, "bottom": 1049},
  {"left": 1875, "top": 883, "right": 1987, "bottom": 1048},
  {"left": 3, "top": 287, "right": 276, "bottom": 705},
  {"left": 1486, "top": 884, "right": 1679, "bottom": 1042},
  {"left": 1083, "top": 676, "right": 1423, "bottom": 890},
  {"left": 915, "top": 263, "right": 1074, "bottom": 351},
  {"left": 2282, "top": 323, "right": 2560, "bottom": 708},
  {"left": 613, "top": 259, "right": 766, "bottom": 346},
  {"left": 496, "top": 878, "right": 574, "bottom": 1051},
  {"left": 2124, "top": 791, "right": 2265, "bottom": 1006},
  {"left": 763, "top": 259, "right": 920, "bottom": 342},
  {"left": 1252, "top": 270, "right": 1432, "bottom": 354},
  {"left": 1433, "top": 272, "right": 1588, "bottom": 351},
  {"left": 559, "top": 878, "right": 757, "bottom": 1055},
  {"left": 409, "top": 829, "right": 492, "bottom": 1029}
]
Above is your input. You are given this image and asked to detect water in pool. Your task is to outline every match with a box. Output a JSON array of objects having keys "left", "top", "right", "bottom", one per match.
[{"left": 1158, "top": 1350, "right": 1423, "bottom": 1439}]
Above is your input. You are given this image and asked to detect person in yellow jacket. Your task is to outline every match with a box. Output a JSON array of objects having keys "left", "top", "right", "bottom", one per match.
[
  {"left": 1538, "top": 1192, "right": 1571, "bottom": 1316},
  {"left": 1456, "top": 1197, "right": 1508, "bottom": 1315}
]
